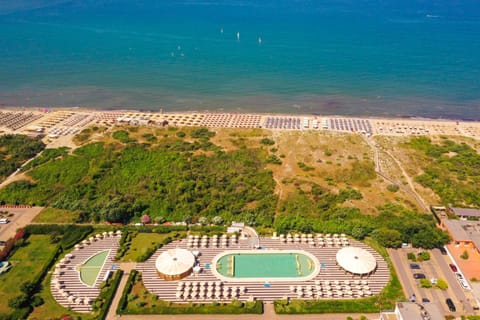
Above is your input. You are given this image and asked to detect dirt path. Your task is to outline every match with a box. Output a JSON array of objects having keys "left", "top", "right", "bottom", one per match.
[{"left": 363, "top": 135, "right": 429, "bottom": 212}]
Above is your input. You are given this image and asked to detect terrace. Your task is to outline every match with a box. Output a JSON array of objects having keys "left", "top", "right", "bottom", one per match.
[{"left": 138, "top": 233, "right": 389, "bottom": 303}]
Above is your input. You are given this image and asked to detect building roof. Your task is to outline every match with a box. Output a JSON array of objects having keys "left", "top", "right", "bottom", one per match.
[
  {"left": 336, "top": 246, "right": 376, "bottom": 275},
  {"left": 443, "top": 219, "right": 480, "bottom": 249},
  {"left": 449, "top": 207, "right": 480, "bottom": 218},
  {"left": 155, "top": 248, "right": 195, "bottom": 276}
]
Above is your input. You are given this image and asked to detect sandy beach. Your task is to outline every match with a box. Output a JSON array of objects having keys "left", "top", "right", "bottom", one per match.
[{"left": 1, "top": 107, "right": 480, "bottom": 141}]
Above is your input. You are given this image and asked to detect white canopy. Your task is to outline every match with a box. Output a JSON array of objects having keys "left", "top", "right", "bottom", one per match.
[
  {"left": 155, "top": 248, "right": 195, "bottom": 278},
  {"left": 336, "top": 247, "right": 377, "bottom": 275}
]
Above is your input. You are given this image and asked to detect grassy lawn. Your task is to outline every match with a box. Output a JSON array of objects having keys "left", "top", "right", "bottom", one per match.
[
  {"left": 121, "top": 232, "right": 185, "bottom": 262},
  {"left": 29, "top": 272, "right": 93, "bottom": 320},
  {"left": 123, "top": 275, "right": 263, "bottom": 314},
  {"left": 32, "top": 207, "right": 80, "bottom": 224},
  {"left": 0, "top": 235, "right": 57, "bottom": 314}
]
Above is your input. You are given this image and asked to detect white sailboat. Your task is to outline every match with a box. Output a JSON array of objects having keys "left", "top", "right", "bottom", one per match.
[{"left": 236, "top": 32, "right": 240, "bottom": 40}]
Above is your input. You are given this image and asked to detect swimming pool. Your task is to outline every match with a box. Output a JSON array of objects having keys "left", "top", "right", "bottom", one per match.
[
  {"left": 78, "top": 250, "right": 109, "bottom": 286},
  {"left": 212, "top": 250, "right": 319, "bottom": 282}
]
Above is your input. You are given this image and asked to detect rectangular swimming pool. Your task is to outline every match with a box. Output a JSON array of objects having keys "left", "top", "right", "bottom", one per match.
[{"left": 216, "top": 252, "right": 315, "bottom": 278}]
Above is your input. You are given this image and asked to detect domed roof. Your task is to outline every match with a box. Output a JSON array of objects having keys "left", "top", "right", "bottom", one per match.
[
  {"left": 155, "top": 248, "right": 195, "bottom": 277},
  {"left": 336, "top": 247, "right": 376, "bottom": 275}
]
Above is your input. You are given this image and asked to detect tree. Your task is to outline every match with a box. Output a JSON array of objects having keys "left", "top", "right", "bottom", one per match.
[
  {"left": 460, "top": 250, "right": 469, "bottom": 260},
  {"left": 8, "top": 294, "right": 29, "bottom": 309},
  {"left": 371, "top": 228, "right": 403, "bottom": 248},
  {"left": 212, "top": 216, "right": 224, "bottom": 226},
  {"left": 198, "top": 217, "right": 208, "bottom": 226},
  {"left": 436, "top": 278, "right": 448, "bottom": 290}
]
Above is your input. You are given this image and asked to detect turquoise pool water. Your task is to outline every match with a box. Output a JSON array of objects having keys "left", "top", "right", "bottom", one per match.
[{"left": 216, "top": 252, "right": 315, "bottom": 278}]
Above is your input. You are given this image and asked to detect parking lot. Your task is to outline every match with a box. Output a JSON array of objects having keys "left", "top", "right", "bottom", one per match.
[
  {"left": 0, "top": 206, "right": 43, "bottom": 242},
  {"left": 389, "top": 248, "right": 477, "bottom": 316}
]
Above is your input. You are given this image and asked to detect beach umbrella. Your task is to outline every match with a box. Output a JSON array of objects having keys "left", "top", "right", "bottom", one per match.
[
  {"left": 74, "top": 244, "right": 80, "bottom": 250},
  {"left": 84, "top": 297, "right": 91, "bottom": 305},
  {"left": 116, "top": 230, "right": 122, "bottom": 235},
  {"left": 290, "top": 285, "right": 295, "bottom": 292},
  {"left": 61, "top": 291, "right": 69, "bottom": 298},
  {"left": 67, "top": 295, "right": 75, "bottom": 303},
  {"left": 108, "top": 231, "right": 114, "bottom": 236},
  {"left": 365, "top": 290, "right": 372, "bottom": 296}
]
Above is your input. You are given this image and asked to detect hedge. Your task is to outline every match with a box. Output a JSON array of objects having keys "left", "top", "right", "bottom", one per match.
[
  {"left": 117, "top": 269, "right": 138, "bottom": 315},
  {"left": 24, "top": 224, "right": 93, "bottom": 249},
  {"left": 95, "top": 269, "right": 124, "bottom": 320}
]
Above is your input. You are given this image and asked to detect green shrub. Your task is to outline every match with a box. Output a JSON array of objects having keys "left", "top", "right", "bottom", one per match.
[
  {"left": 387, "top": 184, "right": 400, "bottom": 193},
  {"left": 113, "top": 130, "right": 134, "bottom": 143},
  {"left": 419, "top": 279, "right": 432, "bottom": 288},
  {"left": 435, "top": 278, "right": 448, "bottom": 290},
  {"left": 407, "top": 252, "right": 417, "bottom": 261},
  {"left": 297, "top": 162, "right": 314, "bottom": 171},
  {"left": 260, "top": 138, "right": 275, "bottom": 146},
  {"left": 461, "top": 250, "right": 469, "bottom": 260},
  {"left": 117, "top": 270, "right": 139, "bottom": 314},
  {"left": 417, "top": 252, "right": 430, "bottom": 261},
  {"left": 266, "top": 155, "right": 282, "bottom": 165}
]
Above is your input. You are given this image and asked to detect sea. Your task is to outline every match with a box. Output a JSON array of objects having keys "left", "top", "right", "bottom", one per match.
[{"left": 1, "top": 0, "right": 480, "bottom": 120}]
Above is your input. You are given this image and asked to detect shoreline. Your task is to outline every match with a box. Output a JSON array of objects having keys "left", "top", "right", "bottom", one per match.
[
  {"left": 2, "top": 105, "right": 479, "bottom": 123},
  {"left": 1, "top": 106, "right": 480, "bottom": 141}
]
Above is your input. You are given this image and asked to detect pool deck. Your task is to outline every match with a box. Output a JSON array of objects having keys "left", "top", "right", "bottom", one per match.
[
  {"left": 138, "top": 235, "right": 389, "bottom": 303},
  {"left": 50, "top": 233, "right": 121, "bottom": 313}
]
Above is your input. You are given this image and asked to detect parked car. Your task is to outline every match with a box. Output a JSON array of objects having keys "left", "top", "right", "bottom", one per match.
[
  {"left": 446, "top": 298, "right": 456, "bottom": 312},
  {"left": 410, "top": 263, "right": 421, "bottom": 269},
  {"left": 422, "top": 297, "right": 430, "bottom": 303},
  {"left": 449, "top": 264, "right": 458, "bottom": 272},
  {"left": 0, "top": 240, "right": 6, "bottom": 246},
  {"left": 455, "top": 272, "right": 463, "bottom": 279},
  {"left": 413, "top": 273, "right": 426, "bottom": 279},
  {"left": 439, "top": 247, "right": 448, "bottom": 255}
]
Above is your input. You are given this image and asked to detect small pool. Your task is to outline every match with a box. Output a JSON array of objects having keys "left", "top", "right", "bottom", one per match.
[
  {"left": 78, "top": 250, "right": 109, "bottom": 286},
  {"left": 213, "top": 250, "right": 319, "bottom": 281}
]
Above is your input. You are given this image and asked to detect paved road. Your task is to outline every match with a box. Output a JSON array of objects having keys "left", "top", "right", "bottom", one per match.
[{"left": 106, "top": 262, "right": 137, "bottom": 320}]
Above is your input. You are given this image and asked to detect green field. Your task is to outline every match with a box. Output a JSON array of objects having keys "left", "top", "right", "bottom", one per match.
[
  {"left": 121, "top": 232, "right": 182, "bottom": 262},
  {"left": 33, "top": 207, "right": 80, "bottom": 224},
  {"left": 0, "top": 235, "right": 57, "bottom": 314}
]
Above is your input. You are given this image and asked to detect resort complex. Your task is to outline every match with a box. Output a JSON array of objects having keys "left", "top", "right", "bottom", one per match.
[{"left": 138, "top": 232, "right": 388, "bottom": 303}]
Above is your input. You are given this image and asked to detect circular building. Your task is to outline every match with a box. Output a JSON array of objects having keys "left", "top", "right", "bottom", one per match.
[
  {"left": 155, "top": 248, "right": 195, "bottom": 280},
  {"left": 336, "top": 246, "right": 377, "bottom": 275}
]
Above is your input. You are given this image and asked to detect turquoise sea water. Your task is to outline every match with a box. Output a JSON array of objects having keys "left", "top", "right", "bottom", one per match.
[{"left": 1, "top": 0, "right": 480, "bottom": 119}]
